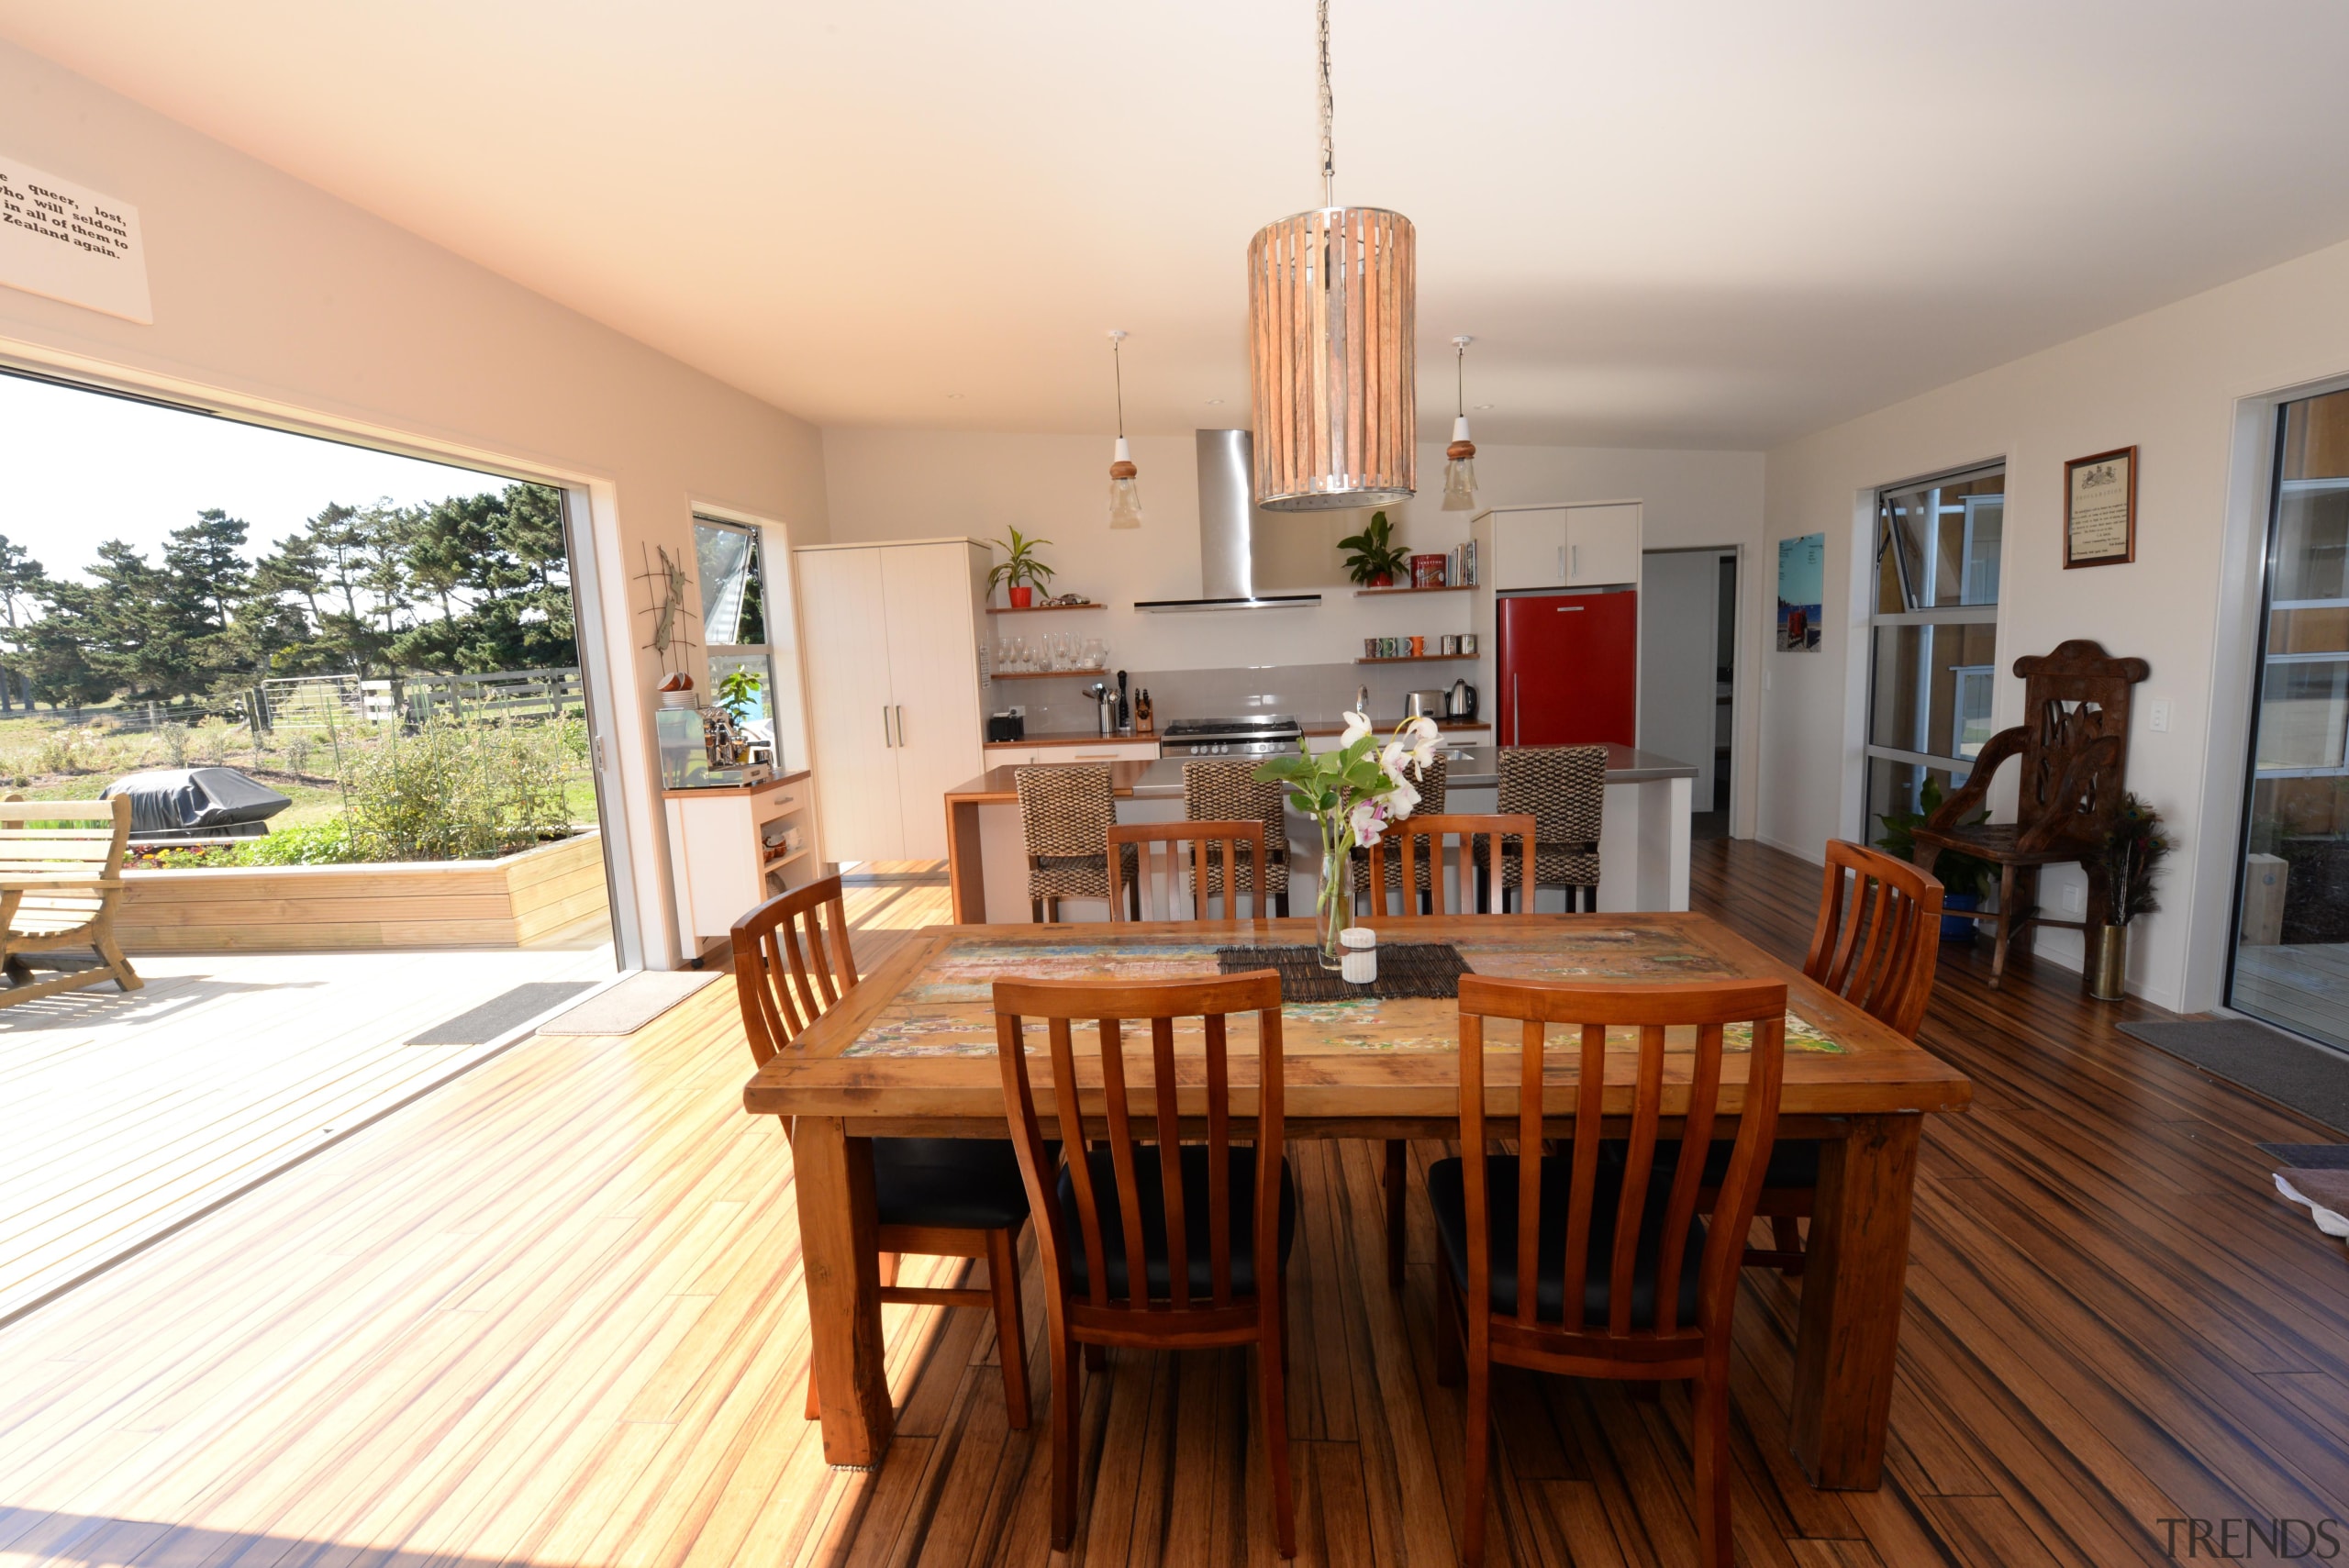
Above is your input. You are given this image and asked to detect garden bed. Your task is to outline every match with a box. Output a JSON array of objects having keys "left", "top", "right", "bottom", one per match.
[{"left": 117, "top": 830, "right": 606, "bottom": 952}]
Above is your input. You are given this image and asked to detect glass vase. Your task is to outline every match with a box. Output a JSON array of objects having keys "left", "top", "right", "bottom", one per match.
[{"left": 1317, "top": 837, "right": 1353, "bottom": 970}]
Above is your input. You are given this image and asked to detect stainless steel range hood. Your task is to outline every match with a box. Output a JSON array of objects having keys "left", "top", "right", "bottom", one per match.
[{"left": 1132, "top": 429, "right": 1321, "bottom": 613}]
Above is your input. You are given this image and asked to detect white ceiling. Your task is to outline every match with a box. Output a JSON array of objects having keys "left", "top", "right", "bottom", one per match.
[{"left": 6, "top": 1, "right": 2349, "bottom": 449}]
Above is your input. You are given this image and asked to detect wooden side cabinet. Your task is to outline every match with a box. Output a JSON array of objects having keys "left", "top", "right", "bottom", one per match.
[{"left": 664, "top": 770, "right": 821, "bottom": 959}]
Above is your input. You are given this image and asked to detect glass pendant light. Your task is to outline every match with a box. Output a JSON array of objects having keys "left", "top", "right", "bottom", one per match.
[
  {"left": 1247, "top": 0, "right": 1416, "bottom": 511},
  {"left": 1107, "top": 328, "right": 1142, "bottom": 529},
  {"left": 1442, "top": 335, "right": 1478, "bottom": 511}
]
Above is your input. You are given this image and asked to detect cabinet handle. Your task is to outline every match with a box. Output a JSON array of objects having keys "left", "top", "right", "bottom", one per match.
[
  {"left": 882, "top": 706, "right": 893, "bottom": 749},
  {"left": 1512, "top": 673, "right": 1520, "bottom": 744},
  {"left": 1555, "top": 545, "right": 1564, "bottom": 581},
  {"left": 1570, "top": 543, "right": 1580, "bottom": 578},
  {"left": 895, "top": 706, "right": 906, "bottom": 747},
  {"left": 1556, "top": 604, "right": 1585, "bottom": 612}
]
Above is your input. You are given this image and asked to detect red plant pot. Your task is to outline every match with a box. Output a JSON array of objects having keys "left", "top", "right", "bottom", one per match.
[
  {"left": 1008, "top": 585, "right": 1035, "bottom": 608},
  {"left": 1367, "top": 573, "right": 1394, "bottom": 589}
]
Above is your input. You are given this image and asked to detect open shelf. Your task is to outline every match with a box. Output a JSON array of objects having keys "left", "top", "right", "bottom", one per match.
[
  {"left": 1353, "top": 584, "right": 1474, "bottom": 596},
  {"left": 1355, "top": 653, "right": 1477, "bottom": 665},
  {"left": 762, "top": 843, "right": 812, "bottom": 871},
  {"left": 988, "top": 669, "right": 1110, "bottom": 680},
  {"left": 985, "top": 602, "right": 1105, "bottom": 614}
]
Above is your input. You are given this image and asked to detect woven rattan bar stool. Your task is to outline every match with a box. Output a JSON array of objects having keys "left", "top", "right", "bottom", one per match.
[
  {"left": 1016, "top": 764, "right": 1140, "bottom": 922},
  {"left": 1493, "top": 745, "right": 1606, "bottom": 913},
  {"left": 1182, "top": 760, "right": 1292, "bottom": 917}
]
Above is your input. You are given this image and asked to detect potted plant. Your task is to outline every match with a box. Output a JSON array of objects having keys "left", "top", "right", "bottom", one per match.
[
  {"left": 1874, "top": 777, "right": 1996, "bottom": 941},
  {"left": 2088, "top": 793, "right": 2170, "bottom": 1001},
  {"left": 1256, "top": 712, "right": 1440, "bottom": 967},
  {"left": 1338, "top": 510, "right": 1411, "bottom": 588},
  {"left": 986, "top": 528, "right": 1057, "bottom": 608},
  {"left": 714, "top": 667, "right": 763, "bottom": 724}
]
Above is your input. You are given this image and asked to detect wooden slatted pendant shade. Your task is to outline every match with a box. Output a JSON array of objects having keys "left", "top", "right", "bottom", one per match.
[{"left": 1247, "top": 206, "right": 1417, "bottom": 511}]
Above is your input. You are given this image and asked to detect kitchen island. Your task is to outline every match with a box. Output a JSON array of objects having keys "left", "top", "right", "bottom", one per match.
[{"left": 941, "top": 743, "right": 1697, "bottom": 923}]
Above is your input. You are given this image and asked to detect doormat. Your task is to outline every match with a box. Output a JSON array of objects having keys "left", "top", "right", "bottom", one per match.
[
  {"left": 408, "top": 982, "right": 596, "bottom": 1046},
  {"left": 2117, "top": 1018, "right": 2349, "bottom": 1135},
  {"left": 1216, "top": 943, "right": 1470, "bottom": 1003},
  {"left": 538, "top": 969, "right": 719, "bottom": 1035},
  {"left": 2257, "top": 1143, "right": 2349, "bottom": 1169}
]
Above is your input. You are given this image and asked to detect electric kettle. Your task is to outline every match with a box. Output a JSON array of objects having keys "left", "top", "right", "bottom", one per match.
[{"left": 1444, "top": 678, "right": 1478, "bottom": 720}]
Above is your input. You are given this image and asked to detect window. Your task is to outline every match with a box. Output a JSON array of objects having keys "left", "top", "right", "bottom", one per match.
[
  {"left": 1863, "top": 463, "right": 2004, "bottom": 844},
  {"left": 695, "top": 516, "right": 785, "bottom": 767}
]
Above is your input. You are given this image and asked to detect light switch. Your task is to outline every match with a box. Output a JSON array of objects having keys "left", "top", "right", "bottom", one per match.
[{"left": 2149, "top": 699, "right": 2172, "bottom": 733}]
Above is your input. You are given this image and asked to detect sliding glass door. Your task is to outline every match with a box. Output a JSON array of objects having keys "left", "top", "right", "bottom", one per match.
[{"left": 2231, "top": 388, "right": 2349, "bottom": 1046}]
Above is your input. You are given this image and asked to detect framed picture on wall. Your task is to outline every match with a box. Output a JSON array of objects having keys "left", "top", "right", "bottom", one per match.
[
  {"left": 2065, "top": 446, "right": 2137, "bottom": 568},
  {"left": 1776, "top": 532, "right": 1823, "bottom": 651}
]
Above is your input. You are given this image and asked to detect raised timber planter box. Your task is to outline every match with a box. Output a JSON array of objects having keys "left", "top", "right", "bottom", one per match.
[{"left": 117, "top": 830, "right": 606, "bottom": 953}]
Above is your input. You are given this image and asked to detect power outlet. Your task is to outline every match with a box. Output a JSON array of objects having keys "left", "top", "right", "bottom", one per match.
[{"left": 2150, "top": 699, "right": 2172, "bottom": 732}]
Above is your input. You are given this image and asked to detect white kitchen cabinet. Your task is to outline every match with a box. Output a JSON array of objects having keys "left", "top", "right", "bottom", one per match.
[
  {"left": 1486, "top": 507, "right": 1568, "bottom": 591},
  {"left": 794, "top": 538, "right": 989, "bottom": 863},
  {"left": 1565, "top": 504, "right": 1642, "bottom": 586},
  {"left": 1001, "top": 740, "right": 1161, "bottom": 765},
  {"left": 1476, "top": 503, "right": 1642, "bottom": 591},
  {"left": 664, "top": 773, "right": 819, "bottom": 957}
]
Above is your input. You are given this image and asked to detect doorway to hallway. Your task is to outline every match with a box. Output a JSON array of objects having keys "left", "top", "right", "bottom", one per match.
[{"left": 1641, "top": 547, "right": 1737, "bottom": 839}]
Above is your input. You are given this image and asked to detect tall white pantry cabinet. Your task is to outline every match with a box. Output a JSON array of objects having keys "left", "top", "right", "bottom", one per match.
[{"left": 792, "top": 538, "right": 990, "bottom": 864}]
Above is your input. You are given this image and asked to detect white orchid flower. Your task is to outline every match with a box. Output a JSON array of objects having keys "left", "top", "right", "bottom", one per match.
[
  {"left": 1383, "top": 772, "right": 1420, "bottom": 822},
  {"left": 1401, "top": 714, "right": 1442, "bottom": 767},
  {"left": 1339, "top": 709, "right": 1373, "bottom": 748},
  {"left": 1348, "top": 797, "right": 1388, "bottom": 848}
]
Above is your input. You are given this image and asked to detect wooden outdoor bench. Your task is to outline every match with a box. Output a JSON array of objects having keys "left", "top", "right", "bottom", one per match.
[{"left": 0, "top": 795, "right": 142, "bottom": 1007}]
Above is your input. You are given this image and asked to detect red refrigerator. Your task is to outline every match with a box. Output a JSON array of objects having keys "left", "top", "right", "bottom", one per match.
[{"left": 1497, "top": 589, "right": 1638, "bottom": 747}]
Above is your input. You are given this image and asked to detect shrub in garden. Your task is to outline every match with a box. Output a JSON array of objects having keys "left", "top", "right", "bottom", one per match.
[
  {"left": 338, "top": 718, "right": 575, "bottom": 862},
  {"left": 235, "top": 817, "right": 365, "bottom": 866}
]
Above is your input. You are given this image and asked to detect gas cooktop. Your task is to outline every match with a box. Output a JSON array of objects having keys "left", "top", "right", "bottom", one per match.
[{"left": 1157, "top": 714, "right": 1303, "bottom": 756}]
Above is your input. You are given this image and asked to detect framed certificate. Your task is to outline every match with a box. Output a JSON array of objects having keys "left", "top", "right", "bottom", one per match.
[{"left": 2065, "top": 446, "right": 2136, "bottom": 568}]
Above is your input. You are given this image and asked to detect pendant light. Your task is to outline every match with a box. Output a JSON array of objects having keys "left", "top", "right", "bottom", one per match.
[
  {"left": 1442, "top": 336, "right": 1478, "bottom": 511},
  {"left": 1247, "top": 0, "right": 1416, "bottom": 511},
  {"left": 1107, "top": 329, "right": 1142, "bottom": 529}
]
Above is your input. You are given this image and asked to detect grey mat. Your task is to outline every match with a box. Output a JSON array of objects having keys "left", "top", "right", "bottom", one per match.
[
  {"left": 408, "top": 982, "right": 596, "bottom": 1046},
  {"left": 2118, "top": 1018, "right": 2349, "bottom": 1134},
  {"left": 2259, "top": 1143, "right": 2349, "bottom": 1168},
  {"left": 538, "top": 969, "right": 718, "bottom": 1035}
]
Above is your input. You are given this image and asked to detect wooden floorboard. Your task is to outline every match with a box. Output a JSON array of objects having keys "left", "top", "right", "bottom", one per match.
[{"left": 3, "top": 840, "right": 2346, "bottom": 1564}]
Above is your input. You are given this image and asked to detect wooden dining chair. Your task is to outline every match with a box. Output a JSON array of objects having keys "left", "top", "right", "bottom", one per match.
[
  {"left": 1105, "top": 819, "right": 1268, "bottom": 921},
  {"left": 732, "top": 876, "right": 1035, "bottom": 1429},
  {"left": 1433, "top": 974, "right": 1788, "bottom": 1568},
  {"left": 1627, "top": 840, "right": 1943, "bottom": 1280},
  {"left": 992, "top": 970, "right": 1297, "bottom": 1557},
  {"left": 1184, "top": 761, "right": 1291, "bottom": 917},
  {"left": 1368, "top": 812, "right": 1536, "bottom": 1291},
  {"left": 1364, "top": 811, "right": 1535, "bottom": 918}
]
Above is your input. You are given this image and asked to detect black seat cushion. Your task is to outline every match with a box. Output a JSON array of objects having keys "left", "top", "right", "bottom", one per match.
[
  {"left": 872, "top": 1138, "right": 1033, "bottom": 1231},
  {"left": 1056, "top": 1144, "right": 1297, "bottom": 1300},
  {"left": 1625, "top": 1138, "right": 1820, "bottom": 1191},
  {"left": 1426, "top": 1155, "right": 1705, "bottom": 1329}
]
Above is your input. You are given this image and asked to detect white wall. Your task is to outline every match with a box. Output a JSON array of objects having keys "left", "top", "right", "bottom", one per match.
[
  {"left": 1760, "top": 233, "right": 2349, "bottom": 1012},
  {"left": 0, "top": 41, "right": 829, "bottom": 968},
  {"left": 821, "top": 428, "right": 1766, "bottom": 828}
]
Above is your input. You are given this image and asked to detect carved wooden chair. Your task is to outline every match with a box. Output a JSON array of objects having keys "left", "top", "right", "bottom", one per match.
[
  {"left": 732, "top": 876, "right": 1033, "bottom": 1429},
  {"left": 1909, "top": 639, "right": 2148, "bottom": 985}
]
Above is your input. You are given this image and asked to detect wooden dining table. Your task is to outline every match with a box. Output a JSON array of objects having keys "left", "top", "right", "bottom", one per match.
[{"left": 740, "top": 912, "right": 1972, "bottom": 1487}]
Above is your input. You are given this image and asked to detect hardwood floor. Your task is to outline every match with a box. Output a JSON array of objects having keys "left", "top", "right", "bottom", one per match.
[{"left": 2, "top": 840, "right": 2343, "bottom": 1566}]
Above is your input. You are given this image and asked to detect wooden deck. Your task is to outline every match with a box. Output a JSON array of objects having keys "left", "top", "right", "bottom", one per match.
[
  {"left": 1, "top": 844, "right": 2345, "bottom": 1565},
  {"left": 0, "top": 919, "right": 612, "bottom": 1326}
]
